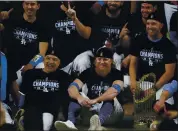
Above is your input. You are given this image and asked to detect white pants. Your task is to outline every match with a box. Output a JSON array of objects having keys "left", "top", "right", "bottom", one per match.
[
  {"left": 16, "top": 62, "right": 44, "bottom": 86},
  {"left": 42, "top": 113, "right": 54, "bottom": 131},
  {"left": 2, "top": 102, "right": 13, "bottom": 125},
  {"left": 61, "top": 50, "right": 124, "bottom": 75}
]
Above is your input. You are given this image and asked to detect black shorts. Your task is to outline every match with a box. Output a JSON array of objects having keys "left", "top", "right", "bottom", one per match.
[{"left": 117, "top": 87, "right": 133, "bottom": 105}]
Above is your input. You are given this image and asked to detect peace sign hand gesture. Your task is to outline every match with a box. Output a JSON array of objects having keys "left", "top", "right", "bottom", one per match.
[{"left": 60, "top": 2, "right": 77, "bottom": 22}]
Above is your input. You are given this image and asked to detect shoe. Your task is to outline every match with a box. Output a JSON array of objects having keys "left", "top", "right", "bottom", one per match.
[
  {"left": 88, "top": 114, "right": 101, "bottom": 130},
  {"left": 54, "top": 120, "right": 78, "bottom": 130},
  {"left": 14, "top": 109, "right": 25, "bottom": 131},
  {"left": 18, "top": 116, "right": 24, "bottom": 131},
  {"left": 95, "top": 126, "right": 107, "bottom": 130},
  {"left": 150, "top": 120, "right": 160, "bottom": 131},
  {"left": 14, "top": 109, "right": 25, "bottom": 123}
]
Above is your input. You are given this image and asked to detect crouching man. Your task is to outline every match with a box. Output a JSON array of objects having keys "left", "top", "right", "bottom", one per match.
[
  {"left": 54, "top": 47, "right": 124, "bottom": 130},
  {"left": 16, "top": 52, "right": 71, "bottom": 131}
]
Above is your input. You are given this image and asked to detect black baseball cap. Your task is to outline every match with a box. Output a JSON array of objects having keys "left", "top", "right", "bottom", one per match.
[
  {"left": 46, "top": 51, "right": 60, "bottom": 59},
  {"left": 147, "top": 12, "right": 164, "bottom": 23},
  {"left": 95, "top": 47, "right": 113, "bottom": 59},
  {"left": 141, "top": 1, "right": 158, "bottom": 6}
]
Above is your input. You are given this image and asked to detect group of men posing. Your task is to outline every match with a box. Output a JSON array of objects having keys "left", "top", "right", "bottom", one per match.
[{"left": 0, "top": 0, "right": 178, "bottom": 131}]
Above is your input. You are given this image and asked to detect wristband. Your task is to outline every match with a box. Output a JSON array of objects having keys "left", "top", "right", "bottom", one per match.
[
  {"left": 112, "top": 84, "right": 121, "bottom": 93},
  {"left": 29, "top": 54, "right": 44, "bottom": 67},
  {"left": 69, "top": 82, "right": 80, "bottom": 90}
]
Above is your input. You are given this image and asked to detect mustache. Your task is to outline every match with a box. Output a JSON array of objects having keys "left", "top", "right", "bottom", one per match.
[
  {"left": 46, "top": 63, "right": 55, "bottom": 67},
  {"left": 108, "top": 4, "right": 118, "bottom": 7},
  {"left": 99, "top": 63, "right": 108, "bottom": 67}
]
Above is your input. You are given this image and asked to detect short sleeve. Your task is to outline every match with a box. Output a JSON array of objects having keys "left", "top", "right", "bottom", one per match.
[
  {"left": 58, "top": 70, "right": 72, "bottom": 99},
  {"left": 113, "top": 69, "right": 124, "bottom": 82},
  {"left": 78, "top": 69, "right": 90, "bottom": 84},
  {"left": 59, "top": 70, "right": 73, "bottom": 89}
]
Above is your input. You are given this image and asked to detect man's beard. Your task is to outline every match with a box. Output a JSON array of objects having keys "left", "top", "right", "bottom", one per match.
[
  {"left": 95, "top": 67, "right": 111, "bottom": 77},
  {"left": 107, "top": 5, "right": 122, "bottom": 15}
]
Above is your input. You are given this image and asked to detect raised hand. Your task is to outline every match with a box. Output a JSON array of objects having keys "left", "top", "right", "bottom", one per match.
[
  {"left": 0, "top": 8, "right": 13, "bottom": 20},
  {"left": 60, "top": 2, "right": 77, "bottom": 21},
  {"left": 119, "top": 23, "right": 130, "bottom": 38}
]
